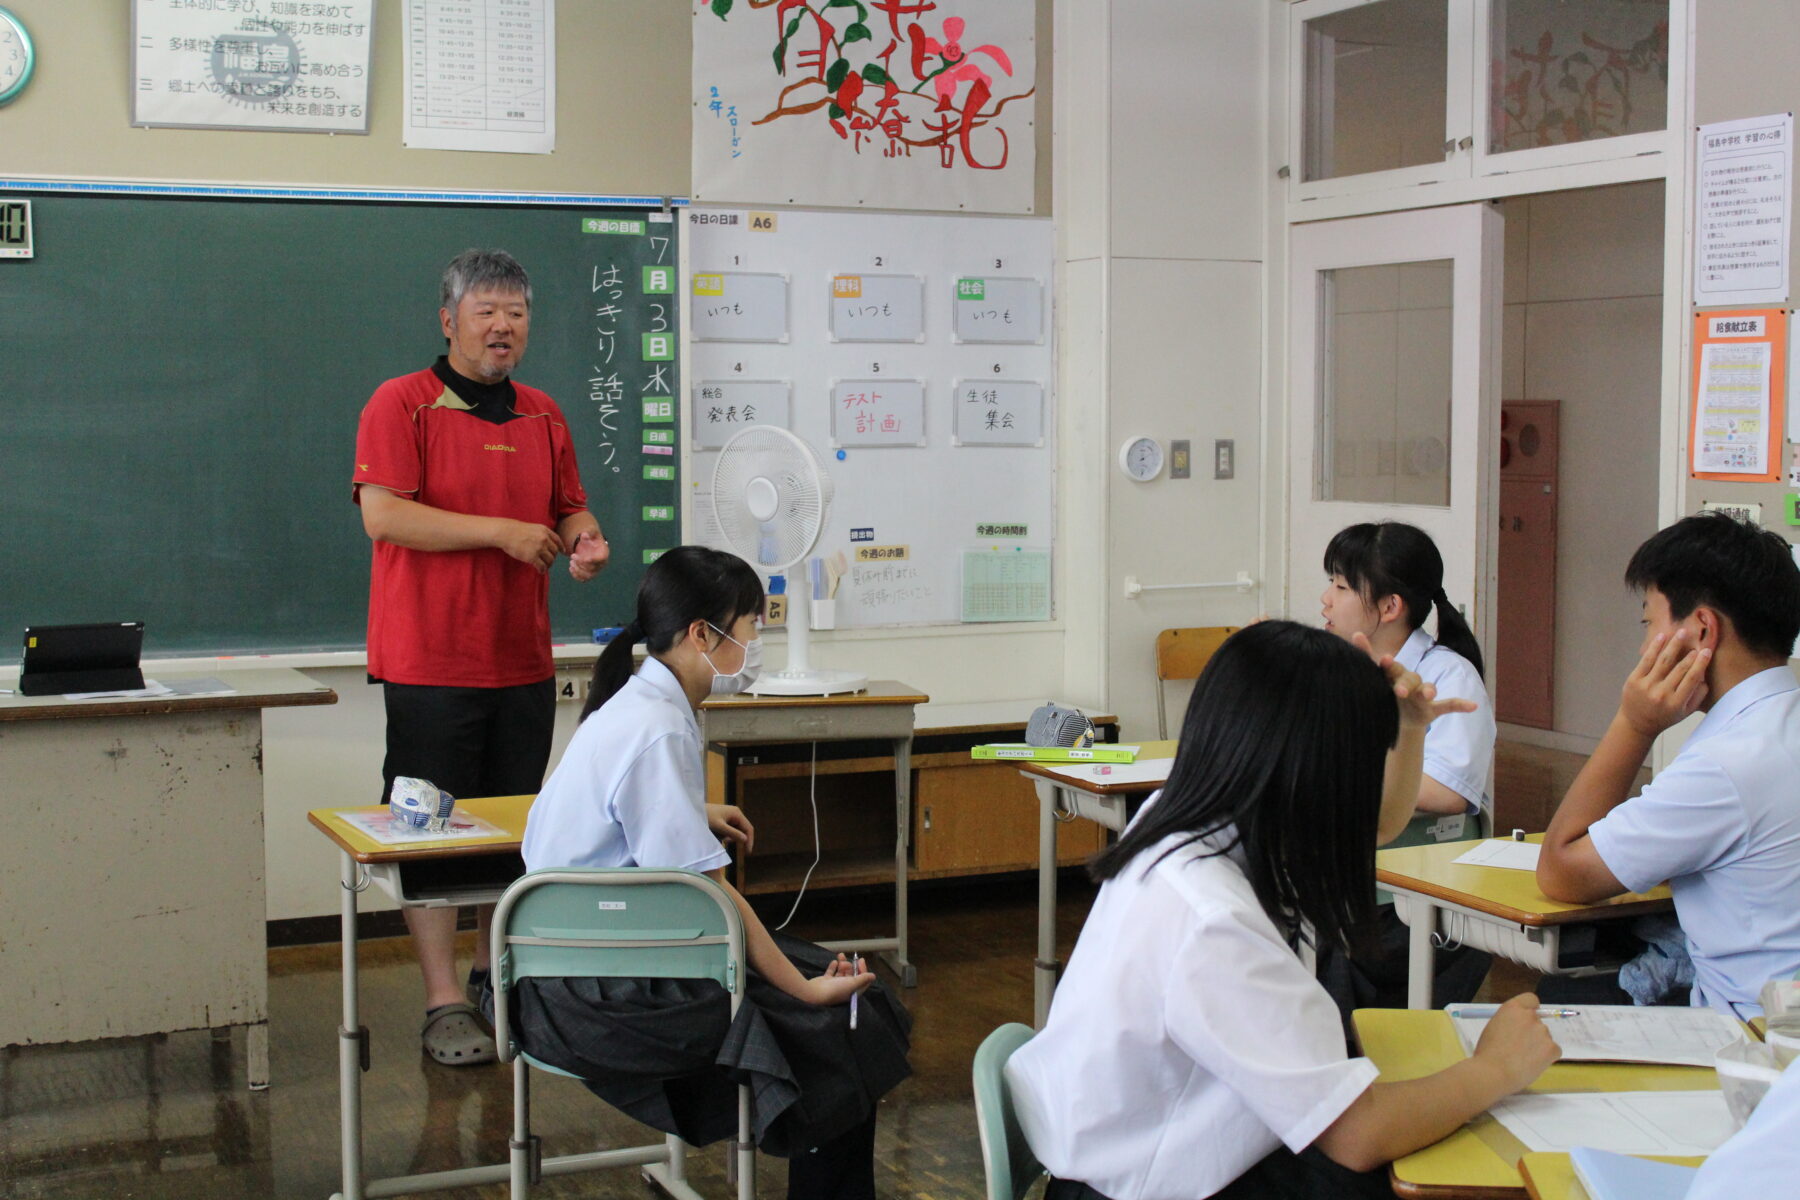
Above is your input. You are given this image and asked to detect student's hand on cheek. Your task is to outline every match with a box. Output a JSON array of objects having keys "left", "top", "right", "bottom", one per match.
[
  {"left": 705, "top": 803, "right": 755, "bottom": 854},
  {"left": 1619, "top": 630, "right": 1710, "bottom": 738}
]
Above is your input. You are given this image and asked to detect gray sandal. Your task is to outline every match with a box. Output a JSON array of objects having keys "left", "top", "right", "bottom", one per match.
[{"left": 420, "top": 1003, "right": 496, "bottom": 1066}]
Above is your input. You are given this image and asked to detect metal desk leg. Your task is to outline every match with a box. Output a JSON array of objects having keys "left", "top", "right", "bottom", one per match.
[
  {"left": 247, "top": 1021, "right": 270, "bottom": 1090},
  {"left": 1407, "top": 898, "right": 1437, "bottom": 1010},
  {"left": 1033, "top": 779, "right": 1061, "bottom": 1028},
  {"left": 880, "top": 736, "right": 917, "bottom": 988},
  {"left": 335, "top": 850, "right": 365, "bottom": 1200}
]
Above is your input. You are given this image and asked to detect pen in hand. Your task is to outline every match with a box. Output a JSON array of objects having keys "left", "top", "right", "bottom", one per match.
[{"left": 850, "top": 954, "right": 863, "bottom": 1029}]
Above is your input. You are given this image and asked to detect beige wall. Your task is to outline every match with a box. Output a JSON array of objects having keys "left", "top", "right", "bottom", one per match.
[
  {"left": 3, "top": 0, "right": 1051, "bottom": 210},
  {"left": 1499, "top": 182, "right": 1665, "bottom": 742}
]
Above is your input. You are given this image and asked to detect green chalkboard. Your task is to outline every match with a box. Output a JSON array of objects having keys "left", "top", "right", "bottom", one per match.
[{"left": 0, "top": 194, "right": 680, "bottom": 662}]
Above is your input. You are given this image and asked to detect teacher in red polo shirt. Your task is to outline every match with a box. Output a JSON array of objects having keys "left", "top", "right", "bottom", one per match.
[{"left": 352, "top": 248, "right": 609, "bottom": 1066}]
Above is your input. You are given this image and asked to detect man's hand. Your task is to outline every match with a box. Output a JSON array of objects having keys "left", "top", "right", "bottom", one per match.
[
  {"left": 706, "top": 803, "right": 755, "bottom": 854},
  {"left": 569, "top": 531, "right": 610, "bottom": 582},
  {"left": 1351, "top": 632, "right": 1478, "bottom": 729},
  {"left": 495, "top": 521, "right": 563, "bottom": 572},
  {"left": 1619, "top": 630, "right": 1710, "bottom": 738}
]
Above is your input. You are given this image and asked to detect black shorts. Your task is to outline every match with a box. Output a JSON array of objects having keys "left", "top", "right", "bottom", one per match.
[{"left": 379, "top": 678, "right": 556, "bottom": 803}]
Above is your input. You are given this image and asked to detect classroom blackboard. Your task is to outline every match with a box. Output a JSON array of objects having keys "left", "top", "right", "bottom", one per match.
[{"left": 0, "top": 193, "right": 679, "bottom": 661}]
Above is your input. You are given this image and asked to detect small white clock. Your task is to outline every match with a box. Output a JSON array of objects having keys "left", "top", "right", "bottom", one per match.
[
  {"left": 0, "top": 6, "right": 33, "bottom": 107},
  {"left": 1118, "top": 436, "right": 1165, "bottom": 482}
]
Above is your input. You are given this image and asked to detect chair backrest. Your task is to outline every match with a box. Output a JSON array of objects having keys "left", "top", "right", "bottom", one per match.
[
  {"left": 491, "top": 869, "right": 747, "bottom": 1058},
  {"left": 1154, "top": 626, "right": 1240, "bottom": 739},
  {"left": 972, "top": 1023, "right": 1043, "bottom": 1200}
]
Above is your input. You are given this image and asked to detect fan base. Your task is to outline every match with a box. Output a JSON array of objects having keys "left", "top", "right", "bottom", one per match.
[{"left": 745, "top": 669, "right": 869, "bottom": 697}]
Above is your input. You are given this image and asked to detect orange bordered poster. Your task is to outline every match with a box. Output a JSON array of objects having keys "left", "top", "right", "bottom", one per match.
[{"left": 1690, "top": 309, "right": 1787, "bottom": 482}]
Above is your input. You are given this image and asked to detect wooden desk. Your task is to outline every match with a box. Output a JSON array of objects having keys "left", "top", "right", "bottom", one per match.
[
  {"left": 0, "top": 666, "right": 335, "bottom": 1090},
  {"left": 1377, "top": 836, "right": 1674, "bottom": 1009},
  {"left": 1516, "top": 1151, "right": 1703, "bottom": 1200},
  {"left": 1354, "top": 1009, "right": 1717, "bottom": 1198},
  {"left": 310, "top": 796, "right": 532, "bottom": 1200},
  {"left": 1016, "top": 742, "right": 1177, "bottom": 1026},
  {"left": 701, "top": 681, "right": 927, "bottom": 985}
]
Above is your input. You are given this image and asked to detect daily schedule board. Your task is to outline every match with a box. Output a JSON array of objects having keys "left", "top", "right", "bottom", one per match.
[
  {"left": 0, "top": 193, "right": 677, "bottom": 660},
  {"left": 684, "top": 209, "right": 1055, "bottom": 628}
]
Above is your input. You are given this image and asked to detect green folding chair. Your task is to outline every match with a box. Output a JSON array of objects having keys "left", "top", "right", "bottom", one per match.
[
  {"left": 972, "top": 1023, "right": 1045, "bottom": 1200},
  {"left": 491, "top": 868, "right": 753, "bottom": 1200}
]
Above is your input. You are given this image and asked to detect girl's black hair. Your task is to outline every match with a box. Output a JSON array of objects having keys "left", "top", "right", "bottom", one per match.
[
  {"left": 581, "top": 545, "right": 764, "bottom": 721},
  {"left": 1090, "top": 621, "right": 1398, "bottom": 953},
  {"left": 1324, "top": 521, "right": 1485, "bottom": 679}
]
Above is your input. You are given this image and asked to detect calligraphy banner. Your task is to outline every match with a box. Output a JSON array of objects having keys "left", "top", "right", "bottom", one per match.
[{"left": 692, "top": 0, "right": 1036, "bottom": 213}]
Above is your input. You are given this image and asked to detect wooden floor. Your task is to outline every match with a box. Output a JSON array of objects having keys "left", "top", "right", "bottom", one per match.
[{"left": 0, "top": 740, "right": 1617, "bottom": 1199}]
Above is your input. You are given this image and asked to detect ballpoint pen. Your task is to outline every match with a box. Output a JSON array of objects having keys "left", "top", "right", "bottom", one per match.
[
  {"left": 850, "top": 953, "right": 863, "bottom": 1029},
  {"left": 1457, "top": 1004, "right": 1580, "bottom": 1018}
]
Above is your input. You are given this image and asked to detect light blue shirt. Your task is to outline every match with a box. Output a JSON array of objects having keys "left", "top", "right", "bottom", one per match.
[
  {"left": 1397, "top": 628, "right": 1495, "bottom": 817},
  {"left": 1688, "top": 1057, "right": 1800, "bottom": 1198},
  {"left": 1588, "top": 666, "right": 1800, "bottom": 1016},
  {"left": 521, "top": 657, "right": 730, "bottom": 876}
]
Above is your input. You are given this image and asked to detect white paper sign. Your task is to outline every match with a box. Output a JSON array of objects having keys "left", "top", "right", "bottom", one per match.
[
  {"left": 831, "top": 378, "right": 926, "bottom": 447},
  {"left": 691, "top": 380, "right": 791, "bottom": 449},
  {"left": 1695, "top": 340, "right": 1774, "bottom": 474},
  {"left": 952, "top": 379, "right": 1044, "bottom": 446},
  {"left": 691, "top": 1, "right": 1036, "bottom": 214},
  {"left": 829, "top": 274, "right": 925, "bottom": 343},
  {"left": 691, "top": 271, "right": 790, "bottom": 342},
  {"left": 1696, "top": 113, "right": 1792, "bottom": 306},
  {"left": 403, "top": 0, "right": 555, "bottom": 154},
  {"left": 953, "top": 276, "right": 1044, "bottom": 343},
  {"left": 132, "top": 0, "right": 373, "bottom": 133}
]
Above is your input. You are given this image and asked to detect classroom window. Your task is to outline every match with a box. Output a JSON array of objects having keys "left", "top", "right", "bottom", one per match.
[
  {"left": 1302, "top": 0, "right": 1449, "bottom": 183},
  {"left": 1488, "top": 0, "right": 1669, "bottom": 155},
  {"left": 1316, "top": 260, "right": 1453, "bottom": 507}
]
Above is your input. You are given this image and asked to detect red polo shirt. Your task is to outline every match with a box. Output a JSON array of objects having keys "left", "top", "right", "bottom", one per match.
[{"left": 353, "top": 366, "right": 588, "bottom": 687}]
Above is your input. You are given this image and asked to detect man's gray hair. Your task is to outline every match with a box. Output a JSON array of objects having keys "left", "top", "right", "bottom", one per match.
[{"left": 441, "top": 248, "right": 532, "bottom": 313}]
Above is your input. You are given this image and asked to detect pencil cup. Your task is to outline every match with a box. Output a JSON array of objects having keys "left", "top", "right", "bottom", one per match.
[{"left": 811, "top": 599, "right": 837, "bottom": 631}]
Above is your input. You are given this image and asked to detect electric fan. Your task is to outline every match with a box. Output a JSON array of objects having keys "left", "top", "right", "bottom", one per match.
[{"left": 710, "top": 426, "right": 867, "bottom": 695}]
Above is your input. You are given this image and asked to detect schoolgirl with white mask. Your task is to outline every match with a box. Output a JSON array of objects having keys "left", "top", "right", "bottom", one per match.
[{"left": 516, "top": 545, "right": 911, "bottom": 1200}]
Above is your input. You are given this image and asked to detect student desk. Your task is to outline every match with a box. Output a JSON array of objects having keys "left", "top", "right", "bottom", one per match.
[
  {"left": 310, "top": 794, "right": 534, "bottom": 1200},
  {"left": 1376, "top": 836, "right": 1674, "bottom": 1009},
  {"left": 0, "top": 666, "right": 336, "bottom": 1090},
  {"left": 1516, "top": 1151, "right": 1704, "bottom": 1199},
  {"left": 1015, "top": 742, "right": 1177, "bottom": 1026},
  {"left": 700, "top": 681, "right": 927, "bottom": 985},
  {"left": 1353, "top": 1009, "right": 1716, "bottom": 1199}
]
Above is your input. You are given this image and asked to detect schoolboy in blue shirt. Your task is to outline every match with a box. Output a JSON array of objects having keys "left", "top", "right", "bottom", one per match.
[{"left": 1538, "top": 513, "right": 1800, "bottom": 1017}]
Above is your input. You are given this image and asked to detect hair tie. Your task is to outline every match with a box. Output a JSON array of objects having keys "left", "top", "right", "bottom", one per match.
[{"left": 1433, "top": 586, "right": 1451, "bottom": 605}]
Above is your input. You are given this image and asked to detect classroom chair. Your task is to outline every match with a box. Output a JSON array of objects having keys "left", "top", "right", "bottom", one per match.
[
  {"left": 491, "top": 868, "right": 753, "bottom": 1200},
  {"left": 973, "top": 1022, "right": 1045, "bottom": 1200},
  {"left": 1154, "top": 626, "right": 1241, "bottom": 739}
]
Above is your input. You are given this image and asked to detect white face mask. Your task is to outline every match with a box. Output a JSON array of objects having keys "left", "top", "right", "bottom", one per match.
[{"left": 704, "top": 624, "right": 763, "bottom": 695}]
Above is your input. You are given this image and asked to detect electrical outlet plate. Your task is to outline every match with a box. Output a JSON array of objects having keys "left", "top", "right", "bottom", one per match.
[
  {"left": 1169, "top": 439, "right": 1191, "bottom": 479},
  {"left": 1214, "top": 439, "right": 1235, "bottom": 480}
]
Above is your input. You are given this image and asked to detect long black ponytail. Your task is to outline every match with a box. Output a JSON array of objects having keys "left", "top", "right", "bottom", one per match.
[
  {"left": 1323, "top": 522, "right": 1485, "bottom": 679},
  {"left": 581, "top": 545, "right": 765, "bottom": 721}
]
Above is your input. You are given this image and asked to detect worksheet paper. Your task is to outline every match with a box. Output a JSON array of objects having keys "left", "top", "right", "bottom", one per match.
[
  {"left": 1041, "top": 758, "right": 1174, "bottom": 788},
  {"left": 1694, "top": 340, "right": 1774, "bottom": 475},
  {"left": 339, "top": 809, "right": 506, "bottom": 846},
  {"left": 1451, "top": 839, "right": 1542, "bottom": 871},
  {"left": 1450, "top": 1005, "right": 1745, "bottom": 1067},
  {"left": 403, "top": 0, "right": 555, "bottom": 154},
  {"left": 1489, "top": 1091, "right": 1735, "bottom": 1156}
]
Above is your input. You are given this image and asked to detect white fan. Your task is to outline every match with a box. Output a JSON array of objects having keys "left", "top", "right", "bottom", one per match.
[{"left": 710, "top": 426, "right": 867, "bottom": 695}]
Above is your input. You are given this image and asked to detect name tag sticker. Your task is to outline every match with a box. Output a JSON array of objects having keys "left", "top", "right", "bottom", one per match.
[{"left": 597, "top": 901, "right": 627, "bottom": 911}]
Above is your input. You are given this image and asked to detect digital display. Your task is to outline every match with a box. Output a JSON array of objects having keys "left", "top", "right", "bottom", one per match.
[{"left": 0, "top": 200, "right": 32, "bottom": 258}]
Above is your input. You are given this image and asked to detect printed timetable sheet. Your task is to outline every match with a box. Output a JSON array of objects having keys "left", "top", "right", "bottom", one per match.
[{"left": 404, "top": 0, "right": 555, "bottom": 154}]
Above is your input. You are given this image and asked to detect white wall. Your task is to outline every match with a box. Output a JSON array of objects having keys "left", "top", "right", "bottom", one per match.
[
  {"left": 1499, "top": 182, "right": 1664, "bottom": 741},
  {"left": 1061, "top": 0, "right": 1268, "bottom": 738}
]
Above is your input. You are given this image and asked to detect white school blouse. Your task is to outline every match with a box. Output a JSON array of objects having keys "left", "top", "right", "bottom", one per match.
[
  {"left": 1005, "top": 818, "right": 1379, "bottom": 1200},
  {"left": 1688, "top": 1056, "right": 1800, "bottom": 1197},
  {"left": 1396, "top": 628, "right": 1494, "bottom": 817},
  {"left": 1587, "top": 666, "right": 1800, "bottom": 1016},
  {"left": 521, "top": 657, "right": 730, "bottom": 876}
]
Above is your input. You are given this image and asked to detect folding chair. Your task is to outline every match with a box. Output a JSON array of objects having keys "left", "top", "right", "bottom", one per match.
[
  {"left": 972, "top": 1023, "right": 1044, "bottom": 1200},
  {"left": 1154, "top": 626, "right": 1240, "bottom": 739},
  {"left": 491, "top": 868, "right": 753, "bottom": 1200}
]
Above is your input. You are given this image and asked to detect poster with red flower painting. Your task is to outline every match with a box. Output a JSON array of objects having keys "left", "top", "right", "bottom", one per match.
[{"left": 692, "top": 0, "right": 1036, "bottom": 213}]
